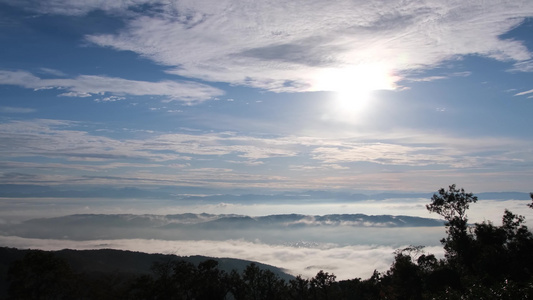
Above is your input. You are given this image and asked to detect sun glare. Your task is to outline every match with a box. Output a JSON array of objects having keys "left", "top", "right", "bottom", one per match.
[{"left": 315, "top": 63, "right": 396, "bottom": 122}]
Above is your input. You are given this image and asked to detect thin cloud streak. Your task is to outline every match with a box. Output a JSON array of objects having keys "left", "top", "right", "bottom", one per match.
[
  {"left": 1, "top": 119, "right": 532, "bottom": 191},
  {"left": 515, "top": 89, "right": 533, "bottom": 96},
  {"left": 0, "top": 106, "right": 36, "bottom": 113},
  {"left": 0, "top": 70, "right": 224, "bottom": 103}
]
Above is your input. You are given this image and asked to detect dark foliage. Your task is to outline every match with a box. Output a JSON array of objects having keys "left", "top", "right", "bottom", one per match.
[{"left": 7, "top": 250, "right": 77, "bottom": 299}]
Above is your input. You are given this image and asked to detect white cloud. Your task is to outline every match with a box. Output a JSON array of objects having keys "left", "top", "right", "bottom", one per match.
[
  {"left": 226, "top": 160, "right": 264, "bottom": 166},
  {"left": 515, "top": 89, "right": 533, "bottom": 96},
  {"left": 0, "top": 69, "right": 41, "bottom": 87},
  {"left": 0, "top": 235, "right": 444, "bottom": 280},
  {"left": 94, "top": 96, "right": 126, "bottom": 102},
  {"left": 2, "top": 1, "right": 531, "bottom": 94},
  {"left": 510, "top": 60, "right": 533, "bottom": 72},
  {"left": 311, "top": 143, "right": 464, "bottom": 167},
  {"left": 58, "top": 91, "right": 92, "bottom": 97},
  {"left": 145, "top": 133, "right": 299, "bottom": 159},
  {"left": 405, "top": 75, "right": 448, "bottom": 82},
  {"left": 0, "top": 161, "right": 164, "bottom": 173},
  {"left": 78, "top": 0, "right": 533, "bottom": 92},
  {"left": 0, "top": 119, "right": 190, "bottom": 163},
  {"left": 404, "top": 71, "right": 472, "bottom": 83},
  {"left": 2, "top": 0, "right": 531, "bottom": 98},
  {"left": 0, "top": 70, "right": 224, "bottom": 103},
  {"left": 1, "top": 119, "right": 532, "bottom": 190}
]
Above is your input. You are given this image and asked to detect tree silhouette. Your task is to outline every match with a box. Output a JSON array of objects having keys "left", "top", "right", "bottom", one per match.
[
  {"left": 241, "top": 263, "right": 288, "bottom": 300},
  {"left": 288, "top": 275, "right": 310, "bottom": 300},
  {"left": 7, "top": 250, "right": 77, "bottom": 300},
  {"left": 426, "top": 184, "right": 477, "bottom": 269},
  {"left": 309, "top": 270, "right": 337, "bottom": 300},
  {"left": 194, "top": 259, "right": 227, "bottom": 300}
]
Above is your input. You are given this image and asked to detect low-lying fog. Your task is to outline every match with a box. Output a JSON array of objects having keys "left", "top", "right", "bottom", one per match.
[{"left": 1, "top": 197, "right": 531, "bottom": 280}]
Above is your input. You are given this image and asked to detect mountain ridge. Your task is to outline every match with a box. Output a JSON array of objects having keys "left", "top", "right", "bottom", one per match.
[
  {"left": 18, "top": 212, "right": 445, "bottom": 228},
  {"left": 1, "top": 213, "right": 445, "bottom": 242}
]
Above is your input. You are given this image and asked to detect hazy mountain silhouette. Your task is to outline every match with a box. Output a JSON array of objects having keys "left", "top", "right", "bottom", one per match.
[
  {"left": 10, "top": 213, "right": 444, "bottom": 230},
  {"left": 0, "top": 213, "right": 444, "bottom": 242}
]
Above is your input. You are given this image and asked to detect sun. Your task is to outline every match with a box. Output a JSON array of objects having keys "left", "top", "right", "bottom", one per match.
[
  {"left": 334, "top": 86, "right": 373, "bottom": 114},
  {"left": 314, "top": 63, "right": 396, "bottom": 122}
]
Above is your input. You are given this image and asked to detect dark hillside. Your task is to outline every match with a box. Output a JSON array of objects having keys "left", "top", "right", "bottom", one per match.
[
  {"left": 0, "top": 247, "right": 293, "bottom": 299},
  {"left": 0, "top": 247, "right": 291, "bottom": 279}
]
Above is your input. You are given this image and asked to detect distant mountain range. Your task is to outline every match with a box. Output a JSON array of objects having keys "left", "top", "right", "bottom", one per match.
[
  {"left": 15, "top": 212, "right": 444, "bottom": 229},
  {"left": 0, "top": 213, "right": 444, "bottom": 241},
  {"left": 0, "top": 184, "right": 530, "bottom": 201}
]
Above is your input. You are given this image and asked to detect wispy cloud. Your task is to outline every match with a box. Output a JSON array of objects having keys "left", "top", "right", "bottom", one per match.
[
  {"left": 38, "top": 68, "right": 67, "bottom": 77},
  {"left": 0, "top": 106, "right": 36, "bottom": 113},
  {"left": 309, "top": 138, "right": 527, "bottom": 168},
  {"left": 94, "top": 96, "right": 126, "bottom": 102},
  {"left": 403, "top": 71, "right": 472, "bottom": 83},
  {"left": 0, "top": 119, "right": 190, "bottom": 163},
  {"left": 0, "top": 70, "right": 224, "bottom": 103},
  {"left": 79, "top": 0, "right": 533, "bottom": 92},
  {"left": 0, "top": 0, "right": 151, "bottom": 16},
  {"left": 1, "top": 119, "right": 532, "bottom": 190},
  {"left": 2, "top": 1, "right": 531, "bottom": 98},
  {"left": 509, "top": 60, "right": 533, "bottom": 72},
  {"left": 515, "top": 89, "right": 533, "bottom": 96}
]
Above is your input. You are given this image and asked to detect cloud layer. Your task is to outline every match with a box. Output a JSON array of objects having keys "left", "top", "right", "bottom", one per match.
[
  {"left": 1, "top": 118, "right": 532, "bottom": 191},
  {"left": 0, "top": 70, "right": 223, "bottom": 103},
  {"left": 2, "top": 0, "right": 531, "bottom": 95},
  {"left": 81, "top": 0, "right": 532, "bottom": 92},
  {"left": 0, "top": 235, "right": 444, "bottom": 280}
]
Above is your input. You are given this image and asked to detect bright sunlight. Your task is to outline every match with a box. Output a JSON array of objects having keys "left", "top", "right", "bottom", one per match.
[{"left": 315, "top": 63, "right": 397, "bottom": 122}]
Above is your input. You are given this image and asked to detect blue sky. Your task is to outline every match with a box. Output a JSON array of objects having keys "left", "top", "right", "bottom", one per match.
[{"left": 1, "top": 0, "right": 533, "bottom": 195}]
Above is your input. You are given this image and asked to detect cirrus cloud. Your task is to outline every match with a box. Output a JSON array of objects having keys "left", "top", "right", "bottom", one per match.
[
  {"left": 1, "top": 119, "right": 532, "bottom": 191},
  {"left": 82, "top": 0, "right": 533, "bottom": 92},
  {"left": 0, "top": 70, "right": 224, "bottom": 103}
]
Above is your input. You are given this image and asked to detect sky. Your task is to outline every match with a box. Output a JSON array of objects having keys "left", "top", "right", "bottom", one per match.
[
  {"left": 1, "top": 0, "right": 533, "bottom": 280},
  {"left": 1, "top": 0, "right": 533, "bottom": 194}
]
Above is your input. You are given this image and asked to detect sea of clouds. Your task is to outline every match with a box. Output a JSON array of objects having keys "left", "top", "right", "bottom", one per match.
[{"left": 1, "top": 198, "right": 531, "bottom": 280}]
